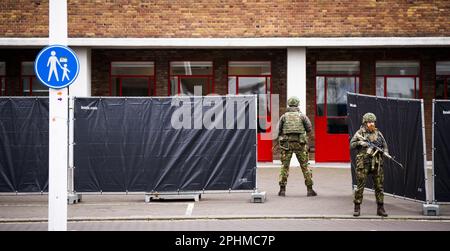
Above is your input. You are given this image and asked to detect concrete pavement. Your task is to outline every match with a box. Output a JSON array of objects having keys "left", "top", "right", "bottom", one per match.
[{"left": 1, "top": 167, "right": 449, "bottom": 224}]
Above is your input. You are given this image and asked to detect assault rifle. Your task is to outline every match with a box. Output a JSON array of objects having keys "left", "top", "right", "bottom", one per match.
[{"left": 362, "top": 139, "right": 405, "bottom": 169}]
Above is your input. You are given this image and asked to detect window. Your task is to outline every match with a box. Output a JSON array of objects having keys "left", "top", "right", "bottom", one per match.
[
  {"left": 170, "top": 61, "right": 213, "bottom": 96},
  {"left": 316, "top": 61, "right": 360, "bottom": 134},
  {"left": 228, "top": 61, "right": 271, "bottom": 133},
  {"left": 376, "top": 61, "right": 420, "bottom": 99},
  {"left": 436, "top": 61, "right": 450, "bottom": 99},
  {"left": 0, "top": 62, "right": 5, "bottom": 96},
  {"left": 21, "top": 62, "right": 48, "bottom": 96},
  {"left": 110, "top": 62, "right": 155, "bottom": 96}
]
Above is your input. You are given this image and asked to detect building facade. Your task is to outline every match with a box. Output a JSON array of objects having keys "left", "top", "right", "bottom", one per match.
[{"left": 1, "top": 0, "right": 449, "bottom": 162}]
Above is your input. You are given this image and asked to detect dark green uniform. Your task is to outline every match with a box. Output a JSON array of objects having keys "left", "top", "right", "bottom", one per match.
[
  {"left": 276, "top": 97, "right": 315, "bottom": 196},
  {"left": 350, "top": 126, "right": 388, "bottom": 205},
  {"left": 278, "top": 107, "right": 313, "bottom": 188},
  {"left": 350, "top": 112, "right": 389, "bottom": 217}
]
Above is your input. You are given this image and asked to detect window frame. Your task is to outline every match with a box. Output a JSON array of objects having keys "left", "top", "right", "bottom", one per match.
[
  {"left": 109, "top": 61, "right": 156, "bottom": 97},
  {"left": 168, "top": 61, "right": 214, "bottom": 96},
  {"left": 435, "top": 61, "right": 450, "bottom": 99},
  {"left": 315, "top": 61, "right": 361, "bottom": 118},
  {"left": 375, "top": 61, "right": 421, "bottom": 99},
  {"left": 315, "top": 61, "right": 361, "bottom": 135},
  {"left": 227, "top": 61, "right": 272, "bottom": 133},
  {"left": 21, "top": 61, "right": 48, "bottom": 96}
]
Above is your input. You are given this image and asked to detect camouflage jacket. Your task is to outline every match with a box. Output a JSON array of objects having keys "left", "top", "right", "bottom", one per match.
[
  {"left": 350, "top": 125, "right": 388, "bottom": 156},
  {"left": 276, "top": 107, "right": 312, "bottom": 142}
]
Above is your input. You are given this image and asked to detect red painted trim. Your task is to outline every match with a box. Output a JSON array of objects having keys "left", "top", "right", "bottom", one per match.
[
  {"left": 110, "top": 61, "right": 156, "bottom": 97},
  {"left": 324, "top": 77, "right": 328, "bottom": 116},
  {"left": 169, "top": 61, "right": 214, "bottom": 95}
]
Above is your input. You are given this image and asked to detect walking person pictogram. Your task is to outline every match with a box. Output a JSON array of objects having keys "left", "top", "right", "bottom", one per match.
[
  {"left": 47, "top": 51, "right": 63, "bottom": 82},
  {"left": 61, "top": 64, "right": 70, "bottom": 81}
]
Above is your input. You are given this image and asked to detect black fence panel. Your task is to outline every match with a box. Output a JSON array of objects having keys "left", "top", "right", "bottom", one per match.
[
  {"left": 74, "top": 96, "right": 257, "bottom": 192},
  {"left": 347, "top": 93, "right": 426, "bottom": 201},
  {"left": 433, "top": 100, "right": 450, "bottom": 203},
  {"left": 0, "top": 98, "right": 49, "bottom": 193}
]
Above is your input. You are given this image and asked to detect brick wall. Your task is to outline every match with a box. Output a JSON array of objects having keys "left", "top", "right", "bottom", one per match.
[
  {"left": 0, "top": 0, "right": 48, "bottom": 37},
  {"left": 66, "top": 0, "right": 450, "bottom": 38},
  {"left": 2, "top": 1, "right": 448, "bottom": 38}
]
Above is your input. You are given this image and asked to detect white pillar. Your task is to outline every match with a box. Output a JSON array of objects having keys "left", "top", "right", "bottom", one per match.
[
  {"left": 287, "top": 47, "right": 307, "bottom": 114},
  {"left": 69, "top": 47, "right": 91, "bottom": 97},
  {"left": 287, "top": 47, "right": 307, "bottom": 167},
  {"left": 48, "top": 0, "right": 68, "bottom": 231}
]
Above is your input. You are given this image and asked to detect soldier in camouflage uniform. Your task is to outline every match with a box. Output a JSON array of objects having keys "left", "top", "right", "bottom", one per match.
[
  {"left": 276, "top": 96, "right": 316, "bottom": 197},
  {"left": 350, "top": 112, "right": 388, "bottom": 217}
]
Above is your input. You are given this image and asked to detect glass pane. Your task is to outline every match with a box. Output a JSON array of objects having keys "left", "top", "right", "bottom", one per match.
[
  {"left": 437, "top": 61, "right": 450, "bottom": 75},
  {"left": 266, "top": 77, "right": 271, "bottom": 114},
  {"left": 170, "top": 77, "right": 178, "bottom": 96},
  {"left": 436, "top": 77, "right": 445, "bottom": 99},
  {"left": 170, "top": 61, "right": 213, "bottom": 75},
  {"left": 326, "top": 77, "right": 355, "bottom": 117},
  {"left": 111, "top": 62, "right": 154, "bottom": 76},
  {"left": 355, "top": 77, "right": 360, "bottom": 93},
  {"left": 111, "top": 77, "right": 120, "bottom": 96},
  {"left": 327, "top": 118, "right": 348, "bottom": 134},
  {"left": 1, "top": 78, "right": 5, "bottom": 95},
  {"left": 376, "top": 61, "right": 419, "bottom": 75},
  {"left": 0, "top": 62, "right": 5, "bottom": 75},
  {"left": 317, "top": 61, "right": 360, "bottom": 75},
  {"left": 386, "top": 77, "right": 415, "bottom": 98},
  {"left": 238, "top": 77, "right": 265, "bottom": 95},
  {"left": 32, "top": 77, "right": 48, "bottom": 96},
  {"left": 376, "top": 77, "right": 384, "bottom": 97},
  {"left": 228, "top": 61, "right": 271, "bottom": 75},
  {"left": 22, "top": 78, "right": 31, "bottom": 96},
  {"left": 258, "top": 116, "right": 268, "bottom": 133},
  {"left": 180, "top": 78, "right": 209, "bottom": 96},
  {"left": 237, "top": 77, "right": 266, "bottom": 116},
  {"left": 316, "top": 77, "right": 325, "bottom": 116},
  {"left": 447, "top": 79, "right": 450, "bottom": 99},
  {"left": 228, "top": 77, "right": 237, "bottom": 94},
  {"left": 121, "top": 78, "right": 149, "bottom": 96},
  {"left": 416, "top": 77, "right": 420, "bottom": 98},
  {"left": 21, "top": 62, "right": 35, "bottom": 76}
]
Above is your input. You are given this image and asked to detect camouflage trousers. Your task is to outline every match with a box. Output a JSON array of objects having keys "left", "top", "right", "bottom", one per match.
[
  {"left": 279, "top": 142, "right": 313, "bottom": 187},
  {"left": 353, "top": 154, "right": 384, "bottom": 205}
]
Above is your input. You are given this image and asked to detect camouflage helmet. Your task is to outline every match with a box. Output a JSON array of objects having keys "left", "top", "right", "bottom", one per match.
[
  {"left": 288, "top": 96, "right": 300, "bottom": 107},
  {"left": 362, "top": 112, "right": 377, "bottom": 124}
]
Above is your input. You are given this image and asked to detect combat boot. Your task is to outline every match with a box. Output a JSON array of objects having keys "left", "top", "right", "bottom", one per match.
[
  {"left": 306, "top": 186, "right": 317, "bottom": 197},
  {"left": 377, "top": 203, "right": 388, "bottom": 217},
  {"left": 278, "top": 186, "right": 286, "bottom": 196},
  {"left": 353, "top": 204, "right": 361, "bottom": 217}
]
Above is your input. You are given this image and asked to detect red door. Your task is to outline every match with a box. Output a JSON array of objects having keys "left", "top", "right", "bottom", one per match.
[{"left": 315, "top": 76, "right": 359, "bottom": 162}]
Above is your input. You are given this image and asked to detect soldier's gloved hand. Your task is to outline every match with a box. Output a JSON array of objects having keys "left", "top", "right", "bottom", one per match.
[{"left": 360, "top": 141, "right": 369, "bottom": 147}]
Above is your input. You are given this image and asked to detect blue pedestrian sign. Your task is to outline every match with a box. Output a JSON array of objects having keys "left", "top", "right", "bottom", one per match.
[{"left": 34, "top": 45, "right": 80, "bottom": 89}]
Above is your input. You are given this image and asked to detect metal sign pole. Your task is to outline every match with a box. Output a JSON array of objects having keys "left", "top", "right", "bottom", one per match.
[{"left": 48, "top": 0, "right": 68, "bottom": 231}]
